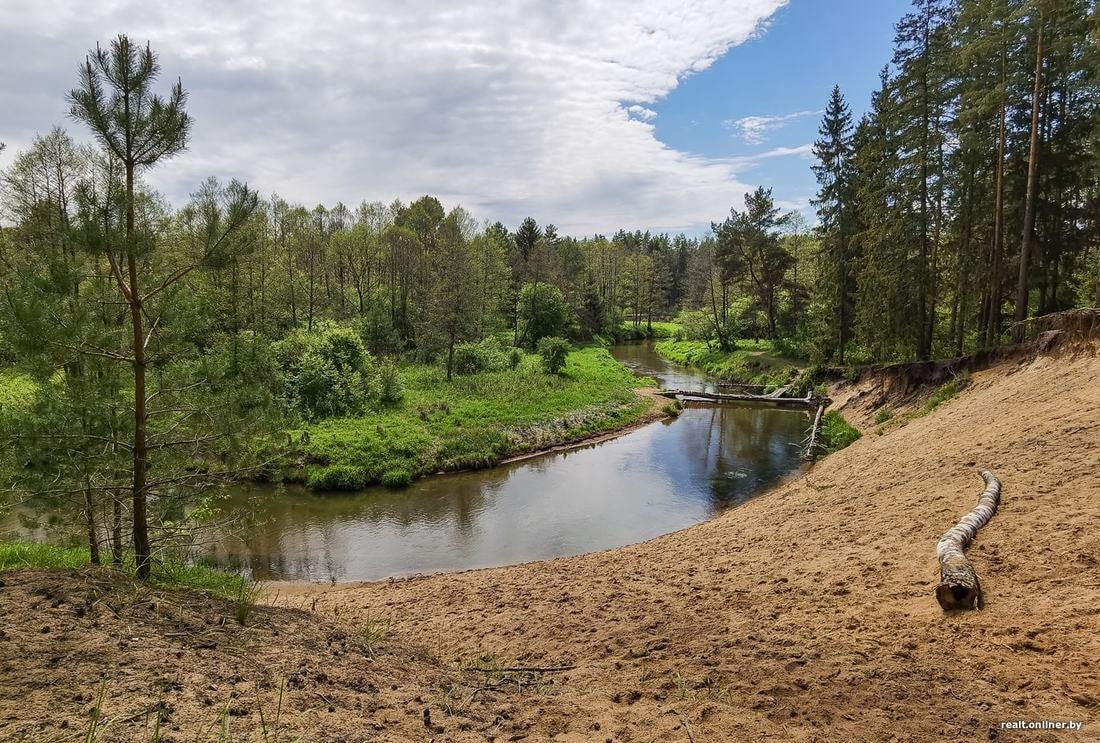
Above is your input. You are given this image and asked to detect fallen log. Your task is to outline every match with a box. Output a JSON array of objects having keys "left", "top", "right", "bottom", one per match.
[
  {"left": 803, "top": 403, "right": 825, "bottom": 460},
  {"left": 935, "top": 469, "right": 1002, "bottom": 610},
  {"left": 658, "top": 389, "right": 816, "bottom": 407}
]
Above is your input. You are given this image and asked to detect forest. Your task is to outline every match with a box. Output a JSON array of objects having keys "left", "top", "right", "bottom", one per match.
[{"left": 0, "top": 0, "right": 1098, "bottom": 581}]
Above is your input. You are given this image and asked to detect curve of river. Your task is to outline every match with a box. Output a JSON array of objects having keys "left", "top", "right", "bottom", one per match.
[{"left": 201, "top": 343, "right": 809, "bottom": 582}]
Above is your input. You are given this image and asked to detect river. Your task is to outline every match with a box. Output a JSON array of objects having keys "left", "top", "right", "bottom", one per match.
[{"left": 195, "top": 343, "right": 809, "bottom": 582}]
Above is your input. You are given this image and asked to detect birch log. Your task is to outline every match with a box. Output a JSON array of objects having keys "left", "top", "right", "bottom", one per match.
[{"left": 935, "top": 470, "right": 1002, "bottom": 610}]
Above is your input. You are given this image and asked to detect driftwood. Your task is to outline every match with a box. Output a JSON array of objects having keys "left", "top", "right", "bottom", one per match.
[
  {"left": 658, "top": 389, "right": 815, "bottom": 407},
  {"left": 936, "top": 469, "right": 1002, "bottom": 610},
  {"left": 803, "top": 403, "right": 825, "bottom": 460}
]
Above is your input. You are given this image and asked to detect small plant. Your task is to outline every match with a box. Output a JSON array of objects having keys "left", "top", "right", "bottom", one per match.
[
  {"left": 234, "top": 579, "right": 261, "bottom": 626},
  {"left": 537, "top": 336, "right": 571, "bottom": 375},
  {"left": 307, "top": 464, "right": 367, "bottom": 491},
  {"left": 381, "top": 469, "right": 412, "bottom": 489},
  {"left": 358, "top": 613, "right": 391, "bottom": 658},
  {"left": 377, "top": 360, "right": 404, "bottom": 406},
  {"left": 916, "top": 373, "right": 969, "bottom": 417},
  {"left": 820, "top": 411, "right": 861, "bottom": 452},
  {"left": 874, "top": 406, "right": 894, "bottom": 424},
  {"left": 82, "top": 679, "right": 109, "bottom": 743},
  {"left": 508, "top": 346, "right": 523, "bottom": 371},
  {"left": 661, "top": 400, "right": 683, "bottom": 417}
]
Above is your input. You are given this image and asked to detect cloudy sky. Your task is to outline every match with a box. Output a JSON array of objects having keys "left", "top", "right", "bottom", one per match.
[{"left": 1, "top": 0, "right": 907, "bottom": 235}]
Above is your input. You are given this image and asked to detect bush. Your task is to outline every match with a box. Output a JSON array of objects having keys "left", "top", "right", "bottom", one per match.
[
  {"left": 537, "top": 336, "right": 571, "bottom": 375},
  {"left": 661, "top": 400, "right": 683, "bottom": 417},
  {"left": 272, "top": 324, "right": 378, "bottom": 419},
  {"left": 307, "top": 464, "right": 368, "bottom": 491},
  {"left": 452, "top": 337, "right": 511, "bottom": 375},
  {"left": 874, "top": 407, "right": 894, "bottom": 424},
  {"left": 377, "top": 360, "right": 403, "bottom": 406},
  {"left": 519, "top": 282, "right": 568, "bottom": 346},
  {"left": 508, "top": 347, "right": 523, "bottom": 370},
  {"left": 672, "top": 309, "right": 716, "bottom": 342},
  {"left": 381, "top": 469, "right": 412, "bottom": 489},
  {"left": 820, "top": 411, "right": 861, "bottom": 453}
]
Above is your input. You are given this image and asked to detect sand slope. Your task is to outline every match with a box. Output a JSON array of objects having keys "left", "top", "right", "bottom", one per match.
[
  {"left": 2, "top": 343, "right": 1097, "bottom": 742},
  {"left": 295, "top": 345, "right": 1100, "bottom": 741}
]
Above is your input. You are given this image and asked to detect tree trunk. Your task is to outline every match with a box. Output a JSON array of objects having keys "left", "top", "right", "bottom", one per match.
[
  {"left": 84, "top": 481, "right": 100, "bottom": 566},
  {"left": 446, "top": 332, "right": 456, "bottom": 381},
  {"left": 111, "top": 493, "right": 123, "bottom": 565},
  {"left": 125, "top": 163, "right": 152, "bottom": 581},
  {"left": 936, "top": 469, "right": 1001, "bottom": 610},
  {"left": 986, "top": 46, "right": 1008, "bottom": 348},
  {"left": 1014, "top": 16, "right": 1045, "bottom": 341}
]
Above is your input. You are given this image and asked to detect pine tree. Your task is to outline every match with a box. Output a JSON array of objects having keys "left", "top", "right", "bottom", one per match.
[{"left": 811, "top": 85, "right": 856, "bottom": 363}]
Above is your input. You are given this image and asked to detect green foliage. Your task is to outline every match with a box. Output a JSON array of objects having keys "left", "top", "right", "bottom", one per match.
[
  {"left": 377, "top": 360, "right": 404, "bottom": 406},
  {"left": 307, "top": 464, "right": 368, "bottom": 491},
  {"left": 661, "top": 400, "right": 684, "bottom": 417},
  {"left": 272, "top": 324, "right": 377, "bottom": 419},
  {"left": 452, "top": 337, "right": 512, "bottom": 375},
  {"left": 518, "top": 282, "right": 568, "bottom": 346},
  {"left": 537, "top": 336, "right": 571, "bottom": 375},
  {"left": 654, "top": 339, "right": 805, "bottom": 388},
  {"left": 874, "top": 407, "right": 894, "bottom": 424},
  {"left": 0, "top": 541, "right": 250, "bottom": 600},
  {"left": 508, "top": 347, "right": 523, "bottom": 371},
  {"left": 381, "top": 469, "right": 412, "bottom": 489},
  {"left": 819, "top": 411, "right": 861, "bottom": 453},
  {"left": 916, "top": 376, "right": 967, "bottom": 417},
  {"left": 297, "top": 346, "right": 651, "bottom": 490}
]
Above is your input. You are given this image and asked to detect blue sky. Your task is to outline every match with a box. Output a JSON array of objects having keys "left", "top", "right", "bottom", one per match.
[
  {"left": 1, "top": 0, "right": 914, "bottom": 235},
  {"left": 650, "top": 0, "right": 911, "bottom": 220}
]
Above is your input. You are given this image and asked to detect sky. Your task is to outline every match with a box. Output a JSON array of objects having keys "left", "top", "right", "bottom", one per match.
[{"left": 0, "top": 0, "right": 911, "bottom": 236}]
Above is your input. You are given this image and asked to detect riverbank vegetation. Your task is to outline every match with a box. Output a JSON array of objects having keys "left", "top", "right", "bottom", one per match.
[
  {"left": 0, "top": 542, "right": 249, "bottom": 599},
  {"left": 2, "top": 0, "right": 1098, "bottom": 583},
  {"left": 290, "top": 345, "right": 656, "bottom": 490},
  {"left": 654, "top": 337, "right": 805, "bottom": 389}
]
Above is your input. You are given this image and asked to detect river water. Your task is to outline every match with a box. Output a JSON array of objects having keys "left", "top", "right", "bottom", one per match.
[{"left": 199, "top": 343, "right": 809, "bottom": 581}]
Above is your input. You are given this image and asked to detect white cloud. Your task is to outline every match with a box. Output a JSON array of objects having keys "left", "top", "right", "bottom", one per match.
[
  {"left": 728, "top": 143, "right": 814, "bottom": 169},
  {"left": 724, "top": 110, "right": 819, "bottom": 145},
  {"left": 0, "top": 0, "right": 789, "bottom": 234}
]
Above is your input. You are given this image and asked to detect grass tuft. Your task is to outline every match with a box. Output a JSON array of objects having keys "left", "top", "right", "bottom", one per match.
[{"left": 0, "top": 541, "right": 251, "bottom": 601}]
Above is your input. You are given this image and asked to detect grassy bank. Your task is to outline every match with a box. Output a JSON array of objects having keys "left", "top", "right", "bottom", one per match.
[
  {"left": 0, "top": 542, "right": 249, "bottom": 600},
  {"left": 654, "top": 338, "right": 806, "bottom": 389},
  {"left": 294, "top": 346, "right": 659, "bottom": 490}
]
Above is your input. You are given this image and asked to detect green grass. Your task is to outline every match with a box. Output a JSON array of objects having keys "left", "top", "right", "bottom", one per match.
[
  {"left": 819, "top": 411, "right": 861, "bottom": 453},
  {"left": 0, "top": 541, "right": 250, "bottom": 600},
  {"left": 296, "top": 346, "right": 657, "bottom": 490},
  {"left": 914, "top": 376, "right": 966, "bottom": 417},
  {"left": 654, "top": 339, "right": 805, "bottom": 389}
]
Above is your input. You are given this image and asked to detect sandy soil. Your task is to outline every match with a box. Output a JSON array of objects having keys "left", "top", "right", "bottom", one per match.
[{"left": 2, "top": 341, "right": 1097, "bottom": 741}]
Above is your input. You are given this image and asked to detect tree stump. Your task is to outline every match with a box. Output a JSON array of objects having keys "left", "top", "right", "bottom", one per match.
[{"left": 935, "top": 469, "right": 1001, "bottom": 610}]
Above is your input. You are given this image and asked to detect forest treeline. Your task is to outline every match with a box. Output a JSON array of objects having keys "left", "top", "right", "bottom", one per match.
[{"left": 0, "top": 0, "right": 1098, "bottom": 577}]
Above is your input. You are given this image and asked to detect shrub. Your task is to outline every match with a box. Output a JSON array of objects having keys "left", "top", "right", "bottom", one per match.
[
  {"left": 508, "top": 347, "right": 523, "bottom": 371},
  {"left": 381, "top": 469, "right": 412, "bottom": 489},
  {"left": 537, "top": 336, "right": 571, "bottom": 375},
  {"left": 272, "top": 324, "right": 377, "bottom": 419},
  {"left": 874, "top": 407, "right": 893, "bottom": 424},
  {"left": 672, "top": 309, "right": 715, "bottom": 342},
  {"left": 377, "top": 361, "right": 404, "bottom": 406},
  {"left": 519, "top": 282, "right": 568, "bottom": 345},
  {"left": 820, "top": 411, "right": 861, "bottom": 453},
  {"left": 661, "top": 400, "right": 683, "bottom": 417},
  {"left": 452, "top": 337, "right": 510, "bottom": 375},
  {"left": 307, "top": 464, "right": 367, "bottom": 491}
]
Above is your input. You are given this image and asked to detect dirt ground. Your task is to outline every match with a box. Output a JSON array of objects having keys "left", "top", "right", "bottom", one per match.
[{"left": 2, "top": 340, "right": 1097, "bottom": 741}]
